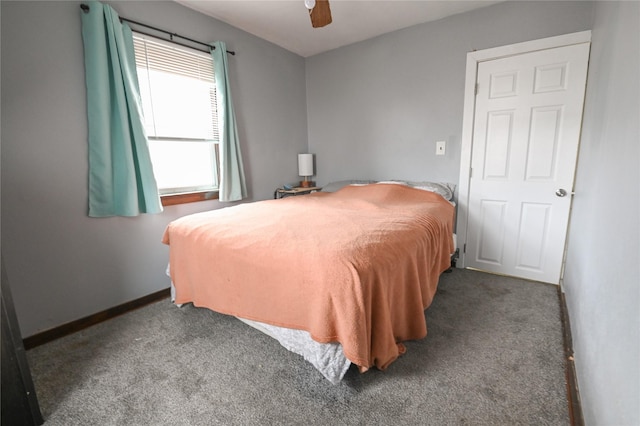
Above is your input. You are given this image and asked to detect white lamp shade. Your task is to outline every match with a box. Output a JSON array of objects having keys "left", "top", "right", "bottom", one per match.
[{"left": 298, "top": 154, "right": 314, "bottom": 177}]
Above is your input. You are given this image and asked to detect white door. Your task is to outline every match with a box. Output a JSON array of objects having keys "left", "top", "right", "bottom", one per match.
[{"left": 465, "top": 43, "right": 589, "bottom": 284}]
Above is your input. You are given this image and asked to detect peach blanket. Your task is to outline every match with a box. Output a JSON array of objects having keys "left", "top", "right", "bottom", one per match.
[{"left": 162, "top": 184, "right": 454, "bottom": 371}]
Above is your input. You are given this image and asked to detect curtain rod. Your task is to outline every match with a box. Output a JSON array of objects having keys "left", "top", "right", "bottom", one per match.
[{"left": 80, "top": 4, "right": 235, "bottom": 55}]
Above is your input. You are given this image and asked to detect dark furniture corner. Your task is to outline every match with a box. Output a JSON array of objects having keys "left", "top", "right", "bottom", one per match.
[{"left": 1, "top": 255, "right": 44, "bottom": 426}]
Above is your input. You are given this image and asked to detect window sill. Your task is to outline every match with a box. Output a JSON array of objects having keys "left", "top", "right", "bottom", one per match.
[{"left": 161, "top": 190, "right": 219, "bottom": 206}]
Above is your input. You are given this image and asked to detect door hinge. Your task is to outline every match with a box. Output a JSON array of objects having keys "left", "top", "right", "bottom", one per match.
[
  {"left": 475, "top": 83, "right": 479, "bottom": 96},
  {"left": 463, "top": 243, "right": 466, "bottom": 254}
]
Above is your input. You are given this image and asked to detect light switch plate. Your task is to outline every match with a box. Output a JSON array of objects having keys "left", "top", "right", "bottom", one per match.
[{"left": 436, "top": 141, "right": 446, "bottom": 156}]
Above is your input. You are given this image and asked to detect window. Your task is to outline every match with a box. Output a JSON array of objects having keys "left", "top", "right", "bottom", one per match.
[{"left": 132, "top": 33, "right": 219, "bottom": 205}]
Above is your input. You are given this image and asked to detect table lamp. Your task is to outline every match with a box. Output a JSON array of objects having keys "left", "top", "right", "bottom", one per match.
[{"left": 298, "top": 153, "right": 315, "bottom": 188}]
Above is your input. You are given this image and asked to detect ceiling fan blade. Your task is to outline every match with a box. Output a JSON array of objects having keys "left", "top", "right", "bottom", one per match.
[{"left": 310, "top": 0, "right": 332, "bottom": 28}]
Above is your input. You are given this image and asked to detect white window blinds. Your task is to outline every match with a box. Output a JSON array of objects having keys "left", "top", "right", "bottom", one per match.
[{"left": 132, "top": 33, "right": 219, "bottom": 142}]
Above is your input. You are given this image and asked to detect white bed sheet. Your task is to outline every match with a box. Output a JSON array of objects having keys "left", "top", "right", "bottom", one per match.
[{"left": 237, "top": 317, "right": 351, "bottom": 384}]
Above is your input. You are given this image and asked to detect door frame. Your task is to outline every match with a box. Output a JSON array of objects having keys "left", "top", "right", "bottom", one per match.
[{"left": 456, "top": 30, "right": 591, "bottom": 269}]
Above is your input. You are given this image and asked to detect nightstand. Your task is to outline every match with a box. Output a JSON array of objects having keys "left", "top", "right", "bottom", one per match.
[{"left": 274, "top": 186, "right": 322, "bottom": 199}]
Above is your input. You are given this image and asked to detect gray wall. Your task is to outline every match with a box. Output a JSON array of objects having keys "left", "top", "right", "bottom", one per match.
[
  {"left": 1, "top": 1, "right": 307, "bottom": 337},
  {"left": 563, "top": 2, "right": 640, "bottom": 425},
  {"left": 306, "top": 1, "right": 594, "bottom": 190}
]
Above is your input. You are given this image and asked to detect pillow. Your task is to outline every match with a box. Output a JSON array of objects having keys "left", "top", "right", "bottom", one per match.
[
  {"left": 407, "top": 181, "right": 456, "bottom": 201},
  {"left": 321, "top": 179, "right": 456, "bottom": 201},
  {"left": 376, "top": 180, "right": 408, "bottom": 186},
  {"left": 321, "top": 180, "right": 376, "bottom": 192}
]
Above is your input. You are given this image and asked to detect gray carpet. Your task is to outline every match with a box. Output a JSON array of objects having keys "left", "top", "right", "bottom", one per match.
[{"left": 27, "top": 269, "right": 570, "bottom": 425}]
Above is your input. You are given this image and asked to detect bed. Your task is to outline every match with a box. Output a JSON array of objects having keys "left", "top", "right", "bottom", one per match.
[{"left": 163, "top": 181, "right": 455, "bottom": 383}]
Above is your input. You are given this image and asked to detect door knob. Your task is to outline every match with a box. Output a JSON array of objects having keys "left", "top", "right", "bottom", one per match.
[{"left": 556, "top": 188, "right": 568, "bottom": 197}]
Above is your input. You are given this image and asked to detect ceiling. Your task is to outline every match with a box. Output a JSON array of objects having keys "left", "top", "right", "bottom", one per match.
[{"left": 176, "top": 1, "right": 502, "bottom": 57}]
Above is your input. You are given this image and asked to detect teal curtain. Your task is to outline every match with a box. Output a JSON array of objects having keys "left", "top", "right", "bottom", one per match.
[
  {"left": 81, "top": 1, "right": 162, "bottom": 217},
  {"left": 211, "top": 42, "right": 247, "bottom": 202}
]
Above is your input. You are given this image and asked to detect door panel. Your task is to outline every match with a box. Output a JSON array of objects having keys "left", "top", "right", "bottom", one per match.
[
  {"left": 477, "top": 200, "right": 507, "bottom": 264},
  {"left": 516, "top": 202, "right": 551, "bottom": 270},
  {"left": 484, "top": 111, "right": 514, "bottom": 179},
  {"left": 466, "top": 43, "right": 589, "bottom": 284},
  {"left": 526, "top": 106, "right": 562, "bottom": 180}
]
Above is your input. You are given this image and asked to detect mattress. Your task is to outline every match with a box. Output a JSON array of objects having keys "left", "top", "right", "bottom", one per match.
[
  {"left": 163, "top": 184, "right": 455, "bottom": 382},
  {"left": 168, "top": 230, "right": 456, "bottom": 384}
]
